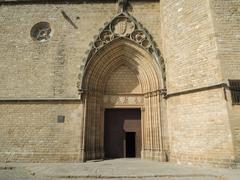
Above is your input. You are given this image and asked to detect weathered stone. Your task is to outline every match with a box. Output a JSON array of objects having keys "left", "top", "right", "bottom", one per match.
[{"left": 0, "top": 0, "right": 239, "bottom": 168}]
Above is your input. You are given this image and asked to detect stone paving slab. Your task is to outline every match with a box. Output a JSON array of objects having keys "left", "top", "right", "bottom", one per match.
[{"left": 0, "top": 159, "right": 239, "bottom": 180}]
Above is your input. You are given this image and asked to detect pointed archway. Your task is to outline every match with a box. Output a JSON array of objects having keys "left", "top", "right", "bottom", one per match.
[{"left": 77, "top": 13, "right": 167, "bottom": 161}]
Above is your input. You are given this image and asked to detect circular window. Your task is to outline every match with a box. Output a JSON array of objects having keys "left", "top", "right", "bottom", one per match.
[{"left": 30, "top": 22, "right": 52, "bottom": 42}]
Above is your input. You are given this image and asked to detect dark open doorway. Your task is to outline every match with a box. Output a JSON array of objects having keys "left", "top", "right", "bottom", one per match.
[
  {"left": 104, "top": 109, "right": 141, "bottom": 159},
  {"left": 125, "top": 132, "right": 136, "bottom": 157}
]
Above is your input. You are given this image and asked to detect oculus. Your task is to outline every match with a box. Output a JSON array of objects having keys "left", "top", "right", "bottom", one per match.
[{"left": 30, "top": 22, "right": 52, "bottom": 42}]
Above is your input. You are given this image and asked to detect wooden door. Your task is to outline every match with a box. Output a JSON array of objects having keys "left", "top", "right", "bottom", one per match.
[{"left": 104, "top": 109, "right": 141, "bottom": 159}]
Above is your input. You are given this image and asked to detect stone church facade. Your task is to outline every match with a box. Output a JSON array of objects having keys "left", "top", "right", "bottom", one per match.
[{"left": 0, "top": 0, "right": 239, "bottom": 168}]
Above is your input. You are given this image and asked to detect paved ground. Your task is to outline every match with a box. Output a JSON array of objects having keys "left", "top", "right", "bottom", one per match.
[{"left": 0, "top": 159, "right": 240, "bottom": 180}]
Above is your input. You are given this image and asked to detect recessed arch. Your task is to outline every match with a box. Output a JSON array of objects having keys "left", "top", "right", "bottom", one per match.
[
  {"left": 82, "top": 38, "right": 163, "bottom": 94},
  {"left": 78, "top": 13, "right": 167, "bottom": 162},
  {"left": 80, "top": 38, "right": 166, "bottom": 161}
]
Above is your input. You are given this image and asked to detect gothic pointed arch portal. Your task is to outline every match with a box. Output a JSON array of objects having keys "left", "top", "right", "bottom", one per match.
[{"left": 77, "top": 12, "right": 167, "bottom": 161}]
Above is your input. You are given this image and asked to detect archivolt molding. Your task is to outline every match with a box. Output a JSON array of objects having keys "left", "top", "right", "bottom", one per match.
[
  {"left": 77, "top": 12, "right": 166, "bottom": 94},
  {"left": 77, "top": 12, "right": 167, "bottom": 161}
]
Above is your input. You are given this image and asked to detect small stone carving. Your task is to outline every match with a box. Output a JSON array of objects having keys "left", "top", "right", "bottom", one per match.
[
  {"left": 94, "top": 40, "right": 103, "bottom": 49},
  {"left": 103, "top": 95, "right": 144, "bottom": 106},
  {"left": 131, "top": 30, "right": 146, "bottom": 43},
  {"left": 118, "top": 0, "right": 128, "bottom": 13},
  {"left": 99, "top": 31, "right": 113, "bottom": 43},
  {"left": 111, "top": 17, "right": 135, "bottom": 36}
]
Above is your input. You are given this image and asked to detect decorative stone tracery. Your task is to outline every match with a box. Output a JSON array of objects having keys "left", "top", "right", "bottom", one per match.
[{"left": 77, "top": 12, "right": 166, "bottom": 92}]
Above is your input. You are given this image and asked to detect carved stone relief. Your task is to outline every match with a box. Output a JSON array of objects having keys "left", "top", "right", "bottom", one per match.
[
  {"left": 104, "top": 95, "right": 144, "bottom": 106},
  {"left": 86, "top": 13, "right": 161, "bottom": 59},
  {"left": 111, "top": 16, "right": 135, "bottom": 36}
]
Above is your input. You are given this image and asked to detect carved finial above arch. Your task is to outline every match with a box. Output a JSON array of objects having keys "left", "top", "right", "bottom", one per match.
[
  {"left": 77, "top": 12, "right": 166, "bottom": 95},
  {"left": 117, "top": 0, "right": 130, "bottom": 13}
]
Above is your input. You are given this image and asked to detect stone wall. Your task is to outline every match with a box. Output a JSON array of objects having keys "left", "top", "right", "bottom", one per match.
[
  {"left": 208, "top": 0, "right": 240, "bottom": 164},
  {"left": 0, "top": 101, "right": 83, "bottom": 162},
  {"left": 167, "top": 89, "right": 234, "bottom": 167},
  {"left": 105, "top": 65, "right": 141, "bottom": 94},
  {"left": 161, "top": 0, "right": 222, "bottom": 93},
  {"left": 160, "top": 0, "right": 235, "bottom": 167},
  {"left": 0, "top": 0, "right": 239, "bottom": 166}
]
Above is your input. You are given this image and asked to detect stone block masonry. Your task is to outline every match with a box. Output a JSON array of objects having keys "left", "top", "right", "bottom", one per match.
[
  {"left": 160, "top": 0, "right": 239, "bottom": 167},
  {"left": 0, "top": 0, "right": 239, "bottom": 168},
  {"left": 0, "top": 101, "right": 83, "bottom": 162}
]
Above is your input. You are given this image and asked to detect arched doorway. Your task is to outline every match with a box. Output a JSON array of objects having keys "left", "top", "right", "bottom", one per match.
[{"left": 77, "top": 13, "right": 167, "bottom": 162}]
